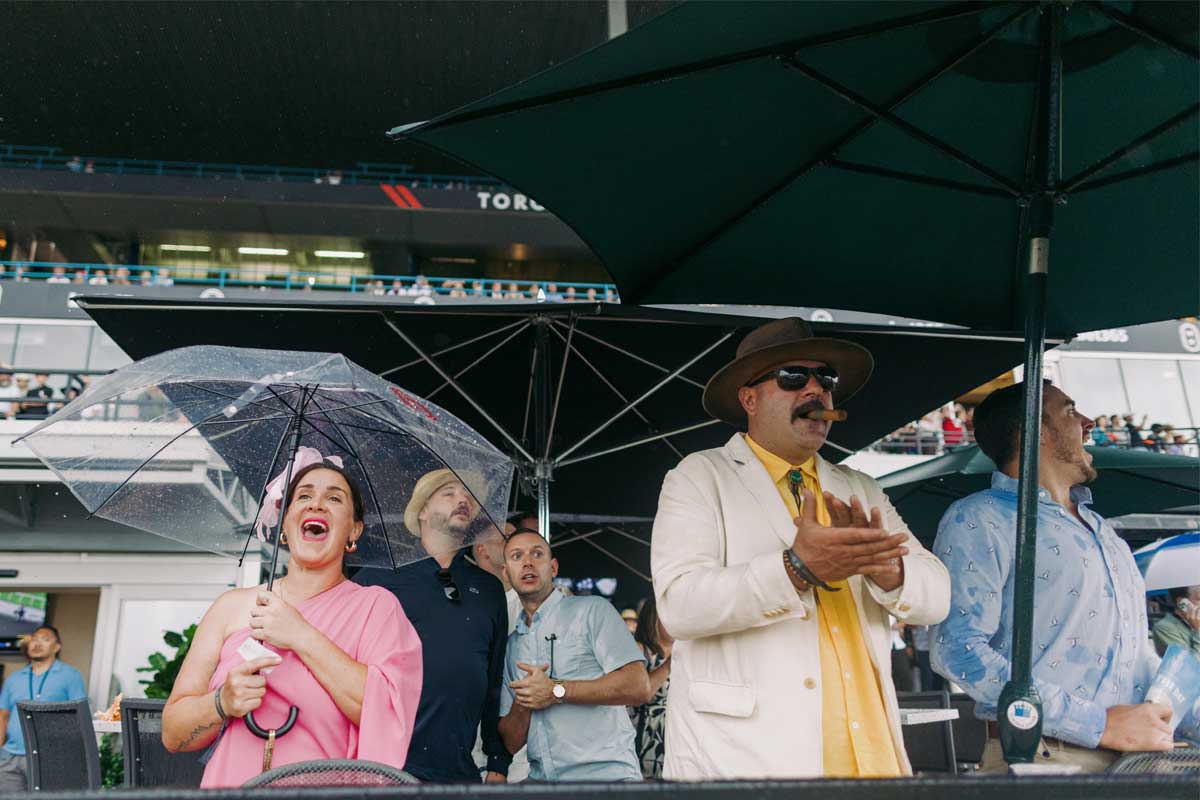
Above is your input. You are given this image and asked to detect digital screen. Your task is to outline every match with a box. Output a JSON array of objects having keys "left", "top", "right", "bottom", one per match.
[{"left": 0, "top": 592, "right": 48, "bottom": 653}]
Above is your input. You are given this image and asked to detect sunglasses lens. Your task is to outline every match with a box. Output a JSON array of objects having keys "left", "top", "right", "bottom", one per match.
[
  {"left": 775, "top": 369, "right": 809, "bottom": 391},
  {"left": 443, "top": 585, "right": 460, "bottom": 601},
  {"left": 776, "top": 367, "right": 839, "bottom": 392},
  {"left": 772, "top": 369, "right": 840, "bottom": 393},
  {"left": 815, "top": 367, "right": 839, "bottom": 391}
]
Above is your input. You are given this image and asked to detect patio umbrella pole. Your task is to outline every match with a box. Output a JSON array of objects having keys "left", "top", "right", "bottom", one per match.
[
  {"left": 246, "top": 392, "right": 307, "bottom": 744},
  {"left": 264, "top": 402, "right": 306, "bottom": 592},
  {"left": 534, "top": 318, "right": 552, "bottom": 539},
  {"left": 997, "top": 2, "right": 1062, "bottom": 766}
]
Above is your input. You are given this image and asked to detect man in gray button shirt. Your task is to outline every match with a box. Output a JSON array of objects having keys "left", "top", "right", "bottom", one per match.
[{"left": 498, "top": 531, "right": 651, "bottom": 781}]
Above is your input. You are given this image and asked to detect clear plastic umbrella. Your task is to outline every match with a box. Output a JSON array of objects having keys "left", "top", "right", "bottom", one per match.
[{"left": 16, "top": 345, "right": 514, "bottom": 580}]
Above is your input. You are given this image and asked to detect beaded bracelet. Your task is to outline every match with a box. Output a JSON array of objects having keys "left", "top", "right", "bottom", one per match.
[
  {"left": 785, "top": 548, "right": 840, "bottom": 592},
  {"left": 782, "top": 549, "right": 811, "bottom": 592}
]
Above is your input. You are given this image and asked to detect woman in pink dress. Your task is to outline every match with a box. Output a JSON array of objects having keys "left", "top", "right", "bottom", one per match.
[{"left": 162, "top": 460, "right": 423, "bottom": 787}]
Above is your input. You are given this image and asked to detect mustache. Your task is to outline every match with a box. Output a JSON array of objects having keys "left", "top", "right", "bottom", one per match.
[{"left": 792, "top": 399, "right": 826, "bottom": 421}]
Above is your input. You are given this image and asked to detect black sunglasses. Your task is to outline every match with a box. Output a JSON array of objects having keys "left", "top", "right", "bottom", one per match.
[
  {"left": 746, "top": 365, "right": 839, "bottom": 393},
  {"left": 436, "top": 568, "right": 460, "bottom": 602}
]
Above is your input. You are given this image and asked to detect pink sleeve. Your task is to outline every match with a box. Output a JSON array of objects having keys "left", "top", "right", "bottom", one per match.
[{"left": 345, "top": 588, "right": 423, "bottom": 769}]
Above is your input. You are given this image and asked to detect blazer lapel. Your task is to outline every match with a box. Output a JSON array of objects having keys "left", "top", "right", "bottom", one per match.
[
  {"left": 725, "top": 434, "right": 799, "bottom": 550},
  {"left": 814, "top": 452, "right": 854, "bottom": 505}
]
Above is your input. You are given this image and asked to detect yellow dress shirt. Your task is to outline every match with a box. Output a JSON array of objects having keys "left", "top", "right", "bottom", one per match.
[{"left": 745, "top": 435, "right": 902, "bottom": 778}]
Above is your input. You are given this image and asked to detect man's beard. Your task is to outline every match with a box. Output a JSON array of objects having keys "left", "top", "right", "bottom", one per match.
[
  {"left": 428, "top": 510, "right": 470, "bottom": 540},
  {"left": 1052, "top": 432, "right": 1097, "bottom": 484}
]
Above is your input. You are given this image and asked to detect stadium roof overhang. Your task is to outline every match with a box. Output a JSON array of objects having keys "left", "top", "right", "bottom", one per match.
[{"left": 1, "top": 3, "right": 675, "bottom": 173}]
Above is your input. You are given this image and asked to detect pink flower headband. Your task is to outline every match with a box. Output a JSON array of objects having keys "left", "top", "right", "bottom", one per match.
[{"left": 254, "top": 446, "right": 345, "bottom": 541}]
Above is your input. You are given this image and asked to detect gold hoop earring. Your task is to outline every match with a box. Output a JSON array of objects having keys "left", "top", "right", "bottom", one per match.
[
  {"left": 279, "top": 532, "right": 288, "bottom": 545},
  {"left": 345, "top": 540, "right": 358, "bottom": 553}
]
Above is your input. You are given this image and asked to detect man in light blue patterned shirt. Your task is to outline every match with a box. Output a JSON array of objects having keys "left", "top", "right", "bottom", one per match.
[
  {"left": 498, "top": 531, "right": 651, "bottom": 781},
  {"left": 931, "top": 382, "right": 1173, "bottom": 773}
]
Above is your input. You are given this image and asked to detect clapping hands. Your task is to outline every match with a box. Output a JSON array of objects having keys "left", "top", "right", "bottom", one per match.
[{"left": 790, "top": 489, "right": 908, "bottom": 590}]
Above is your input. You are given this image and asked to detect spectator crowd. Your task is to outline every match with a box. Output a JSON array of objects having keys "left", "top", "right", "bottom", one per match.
[
  {"left": 0, "top": 263, "right": 616, "bottom": 304},
  {"left": 0, "top": 368, "right": 94, "bottom": 420},
  {"left": 880, "top": 403, "right": 1197, "bottom": 457}
]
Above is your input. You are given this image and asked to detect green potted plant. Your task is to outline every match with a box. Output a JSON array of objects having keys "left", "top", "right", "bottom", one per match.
[{"left": 138, "top": 624, "right": 197, "bottom": 698}]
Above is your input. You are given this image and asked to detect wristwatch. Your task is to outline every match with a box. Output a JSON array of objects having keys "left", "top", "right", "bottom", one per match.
[{"left": 552, "top": 681, "right": 567, "bottom": 701}]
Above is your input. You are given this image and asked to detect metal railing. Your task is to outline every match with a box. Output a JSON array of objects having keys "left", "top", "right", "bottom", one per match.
[
  {"left": 0, "top": 261, "right": 620, "bottom": 300},
  {"left": 869, "top": 428, "right": 977, "bottom": 455},
  {"left": 0, "top": 143, "right": 506, "bottom": 191},
  {"left": 0, "top": 369, "right": 133, "bottom": 422},
  {"left": 868, "top": 426, "right": 1200, "bottom": 457}
]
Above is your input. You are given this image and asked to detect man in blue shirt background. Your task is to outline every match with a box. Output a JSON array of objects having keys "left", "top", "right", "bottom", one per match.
[
  {"left": 498, "top": 530, "right": 650, "bottom": 781},
  {"left": 931, "top": 382, "right": 1171, "bottom": 773},
  {"left": 0, "top": 625, "right": 88, "bottom": 791}
]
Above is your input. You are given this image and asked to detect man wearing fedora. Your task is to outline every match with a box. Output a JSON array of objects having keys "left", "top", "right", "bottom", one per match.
[
  {"left": 354, "top": 469, "right": 512, "bottom": 783},
  {"left": 651, "top": 317, "right": 950, "bottom": 780}
]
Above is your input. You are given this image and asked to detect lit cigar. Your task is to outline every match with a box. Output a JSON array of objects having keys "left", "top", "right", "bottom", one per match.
[{"left": 805, "top": 409, "right": 848, "bottom": 422}]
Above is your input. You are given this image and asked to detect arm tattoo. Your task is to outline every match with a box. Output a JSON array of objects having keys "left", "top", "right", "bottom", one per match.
[{"left": 180, "top": 720, "right": 220, "bottom": 750}]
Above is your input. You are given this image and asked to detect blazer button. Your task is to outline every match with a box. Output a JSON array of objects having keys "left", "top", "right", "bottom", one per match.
[{"left": 804, "top": 678, "right": 817, "bottom": 690}]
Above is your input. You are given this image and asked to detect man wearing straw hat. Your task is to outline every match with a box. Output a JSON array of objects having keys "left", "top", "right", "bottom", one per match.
[
  {"left": 355, "top": 469, "right": 512, "bottom": 783},
  {"left": 651, "top": 317, "right": 950, "bottom": 779}
]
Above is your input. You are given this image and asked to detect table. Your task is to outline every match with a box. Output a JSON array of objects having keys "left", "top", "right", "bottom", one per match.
[
  {"left": 92, "top": 719, "right": 121, "bottom": 734},
  {"left": 899, "top": 708, "right": 959, "bottom": 726}
]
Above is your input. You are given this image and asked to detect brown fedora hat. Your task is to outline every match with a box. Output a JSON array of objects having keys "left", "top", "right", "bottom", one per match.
[{"left": 702, "top": 318, "right": 873, "bottom": 426}]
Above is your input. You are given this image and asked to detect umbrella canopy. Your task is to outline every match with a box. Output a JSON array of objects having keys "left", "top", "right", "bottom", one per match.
[
  {"left": 77, "top": 297, "right": 1039, "bottom": 520},
  {"left": 16, "top": 345, "right": 513, "bottom": 571},
  {"left": 879, "top": 445, "right": 1200, "bottom": 546},
  {"left": 391, "top": 1, "right": 1199, "bottom": 334},
  {"left": 1135, "top": 532, "right": 1200, "bottom": 593}
]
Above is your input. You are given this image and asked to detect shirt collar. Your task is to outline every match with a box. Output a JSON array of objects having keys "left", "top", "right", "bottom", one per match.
[
  {"left": 20, "top": 660, "right": 57, "bottom": 676},
  {"left": 515, "top": 586, "right": 564, "bottom": 633},
  {"left": 989, "top": 470, "right": 1095, "bottom": 508},
  {"left": 425, "top": 548, "right": 469, "bottom": 573},
  {"left": 745, "top": 435, "right": 815, "bottom": 484}
]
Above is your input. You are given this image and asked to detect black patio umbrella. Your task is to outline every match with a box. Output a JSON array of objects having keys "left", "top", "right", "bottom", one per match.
[
  {"left": 388, "top": 1, "right": 1200, "bottom": 761},
  {"left": 79, "top": 297, "right": 1037, "bottom": 531}
]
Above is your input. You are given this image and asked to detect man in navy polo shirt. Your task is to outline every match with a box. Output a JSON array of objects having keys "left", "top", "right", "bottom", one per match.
[
  {"left": 0, "top": 625, "right": 88, "bottom": 791},
  {"left": 355, "top": 469, "right": 511, "bottom": 783}
]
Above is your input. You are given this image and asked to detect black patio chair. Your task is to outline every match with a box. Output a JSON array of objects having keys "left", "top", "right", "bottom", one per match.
[
  {"left": 1109, "top": 747, "right": 1200, "bottom": 776},
  {"left": 120, "top": 698, "right": 206, "bottom": 788},
  {"left": 16, "top": 699, "right": 100, "bottom": 791},
  {"left": 242, "top": 759, "right": 419, "bottom": 787},
  {"left": 899, "top": 690, "right": 958, "bottom": 775}
]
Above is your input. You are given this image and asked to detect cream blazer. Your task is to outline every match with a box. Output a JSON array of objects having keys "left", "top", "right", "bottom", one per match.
[{"left": 651, "top": 434, "right": 950, "bottom": 780}]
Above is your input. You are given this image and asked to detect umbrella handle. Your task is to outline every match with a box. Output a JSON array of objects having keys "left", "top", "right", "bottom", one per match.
[{"left": 244, "top": 706, "right": 298, "bottom": 739}]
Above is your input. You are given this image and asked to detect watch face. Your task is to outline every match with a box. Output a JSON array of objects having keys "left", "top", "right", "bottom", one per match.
[{"left": 552, "top": 683, "right": 566, "bottom": 698}]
